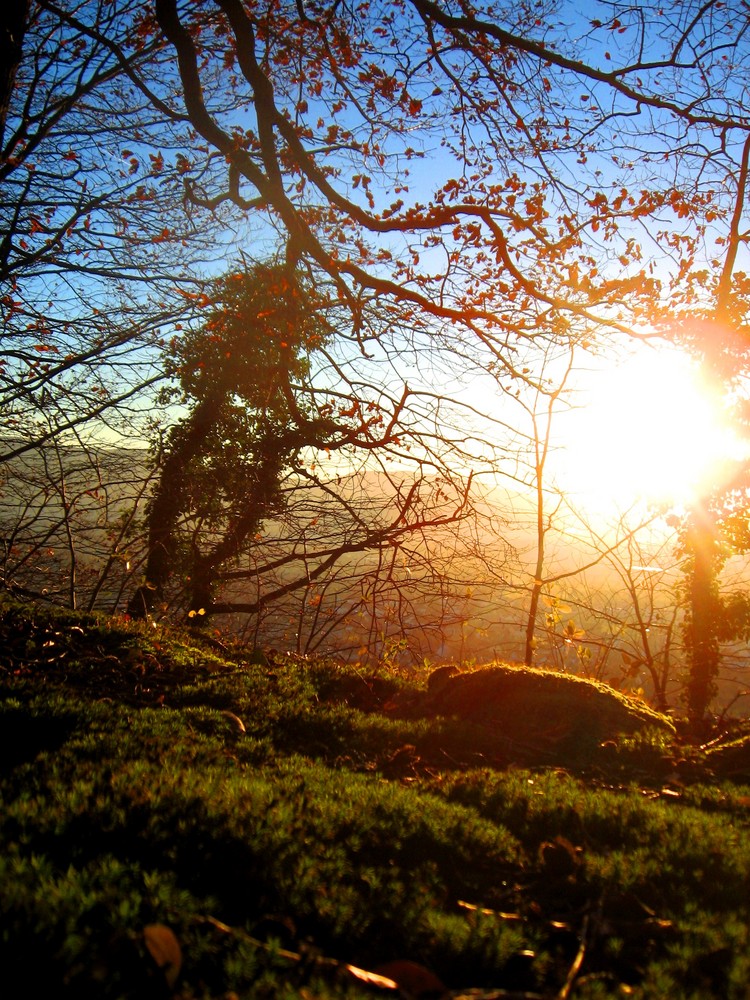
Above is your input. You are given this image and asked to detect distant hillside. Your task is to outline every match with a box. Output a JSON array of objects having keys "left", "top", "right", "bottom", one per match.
[{"left": 3, "top": 441, "right": 749, "bottom": 714}]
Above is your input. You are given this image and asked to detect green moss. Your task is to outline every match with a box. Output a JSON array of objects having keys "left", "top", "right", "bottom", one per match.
[
  {"left": 426, "top": 662, "right": 675, "bottom": 755},
  {"left": 2, "top": 600, "right": 750, "bottom": 997}
]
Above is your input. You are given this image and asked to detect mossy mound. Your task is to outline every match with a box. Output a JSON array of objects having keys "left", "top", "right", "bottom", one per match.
[
  {"left": 425, "top": 663, "right": 674, "bottom": 755},
  {"left": 6, "top": 600, "right": 750, "bottom": 997},
  {"left": 705, "top": 731, "right": 750, "bottom": 781}
]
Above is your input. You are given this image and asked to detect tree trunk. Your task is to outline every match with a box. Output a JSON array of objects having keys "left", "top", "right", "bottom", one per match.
[
  {"left": 128, "top": 395, "right": 220, "bottom": 618},
  {"left": 184, "top": 446, "right": 287, "bottom": 622},
  {"left": 684, "top": 506, "right": 720, "bottom": 724},
  {"left": 0, "top": 0, "right": 29, "bottom": 150}
]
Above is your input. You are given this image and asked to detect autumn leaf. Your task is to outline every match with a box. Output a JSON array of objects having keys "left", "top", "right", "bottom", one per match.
[
  {"left": 220, "top": 710, "right": 246, "bottom": 732},
  {"left": 143, "top": 924, "right": 182, "bottom": 988},
  {"left": 373, "top": 960, "right": 446, "bottom": 998}
]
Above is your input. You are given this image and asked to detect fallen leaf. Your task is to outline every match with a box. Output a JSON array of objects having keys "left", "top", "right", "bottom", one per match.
[
  {"left": 143, "top": 923, "right": 182, "bottom": 988},
  {"left": 220, "top": 710, "right": 246, "bottom": 733},
  {"left": 373, "top": 960, "right": 447, "bottom": 998}
]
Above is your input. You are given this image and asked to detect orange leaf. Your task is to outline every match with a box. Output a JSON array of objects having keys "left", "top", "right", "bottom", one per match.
[{"left": 143, "top": 924, "right": 182, "bottom": 988}]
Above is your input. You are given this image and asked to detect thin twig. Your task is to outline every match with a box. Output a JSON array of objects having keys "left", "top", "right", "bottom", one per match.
[{"left": 557, "top": 915, "right": 589, "bottom": 1000}]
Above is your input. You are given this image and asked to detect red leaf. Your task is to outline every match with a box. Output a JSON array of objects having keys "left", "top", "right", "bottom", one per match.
[{"left": 373, "top": 960, "right": 447, "bottom": 998}]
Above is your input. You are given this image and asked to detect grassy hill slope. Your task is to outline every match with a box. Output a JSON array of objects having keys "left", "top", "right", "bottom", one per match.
[{"left": 2, "top": 598, "right": 750, "bottom": 998}]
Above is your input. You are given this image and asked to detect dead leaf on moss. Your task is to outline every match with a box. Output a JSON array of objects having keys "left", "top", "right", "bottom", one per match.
[
  {"left": 220, "top": 710, "right": 246, "bottom": 732},
  {"left": 373, "top": 960, "right": 447, "bottom": 998},
  {"left": 143, "top": 923, "right": 182, "bottom": 987}
]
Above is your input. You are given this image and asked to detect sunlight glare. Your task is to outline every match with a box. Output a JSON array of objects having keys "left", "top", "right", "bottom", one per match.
[{"left": 553, "top": 345, "right": 748, "bottom": 510}]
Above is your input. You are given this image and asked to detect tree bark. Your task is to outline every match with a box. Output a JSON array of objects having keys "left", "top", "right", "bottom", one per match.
[
  {"left": 0, "top": 0, "right": 29, "bottom": 150},
  {"left": 127, "top": 394, "right": 221, "bottom": 618},
  {"left": 684, "top": 506, "right": 720, "bottom": 724}
]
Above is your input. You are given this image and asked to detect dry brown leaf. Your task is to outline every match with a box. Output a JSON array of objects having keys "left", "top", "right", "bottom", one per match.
[
  {"left": 220, "top": 710, "right": 246, "bottom": 733},
  {"left": 143, "top": 923, "right": 182, "bottom": 987},
  {"left": 373, "top": 959, "right": 447, "bottom": 998}
]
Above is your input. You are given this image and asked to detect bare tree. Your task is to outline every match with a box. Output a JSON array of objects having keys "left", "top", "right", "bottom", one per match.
[{"left": 6, "top": 1, "right": 750, "bottom": 686}]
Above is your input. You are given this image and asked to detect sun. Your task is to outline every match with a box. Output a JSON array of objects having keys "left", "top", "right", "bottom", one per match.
[{"left": 551, "top": 343, "right": 747, "bottom": 511}]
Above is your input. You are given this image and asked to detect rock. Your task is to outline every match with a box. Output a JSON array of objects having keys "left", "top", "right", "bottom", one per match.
[
  {"left": 426, "top": 663, "right": 674, "bottom": 752},
  {"left": 705, "top": 733, "right": 750, "bottom": 780},
  {"left": 426, "top": 664, "right": 460, "bottom": 694}
]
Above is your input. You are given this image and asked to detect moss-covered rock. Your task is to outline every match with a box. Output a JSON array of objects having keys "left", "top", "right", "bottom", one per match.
[
  {"left": 705, "top": 731, "right": 750, "bottom": 780},
  {"left": 425, "top": 663, "right": 675, "bottom": 754}
]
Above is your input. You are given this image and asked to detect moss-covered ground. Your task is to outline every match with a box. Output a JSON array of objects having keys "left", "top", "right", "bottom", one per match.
[{"left": 2, "top": 597, "right": 750, "bottom": 998}]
